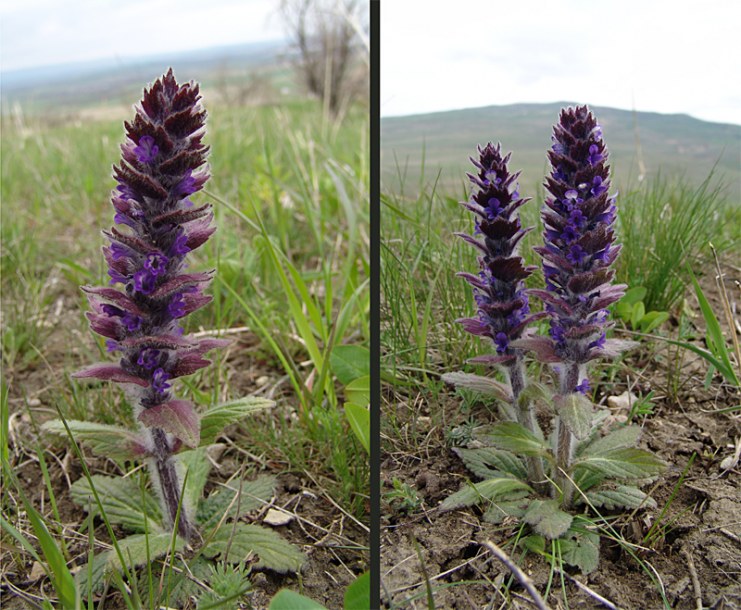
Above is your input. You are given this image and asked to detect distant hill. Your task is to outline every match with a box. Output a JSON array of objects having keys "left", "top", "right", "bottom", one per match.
[{"left": 381, "top": 102, "right": 740, "bottom": 198}]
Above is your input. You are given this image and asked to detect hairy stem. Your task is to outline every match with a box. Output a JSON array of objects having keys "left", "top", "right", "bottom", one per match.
[
  {"left": 507, "top": 360, "right": 546, "bottom": 493},
  {"left": 556, "top": 363, "right": 581, "bottom": 507},
  {"left": 150, "top": 427, "right": 193, "bottom": 541}
]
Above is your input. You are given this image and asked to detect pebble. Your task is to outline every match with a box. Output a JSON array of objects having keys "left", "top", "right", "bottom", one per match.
[{"left": 263, "top": 508, "right": 294, "bottom": 527}]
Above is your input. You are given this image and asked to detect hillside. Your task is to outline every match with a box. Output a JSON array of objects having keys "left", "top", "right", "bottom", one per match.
[{"left": 381, "top": 102, "right": 740, "bottom": 197}]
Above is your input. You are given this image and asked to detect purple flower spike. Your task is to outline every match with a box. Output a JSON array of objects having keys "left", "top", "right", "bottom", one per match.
[
  {"left": 537, "top": 105, "right": 631, "bottom": 393},
  {"left": 456, "top": 143, "right": 544, "bottom": 362},
  {"left": 72, "top": 69, "right": 224, "bottom": 540}
]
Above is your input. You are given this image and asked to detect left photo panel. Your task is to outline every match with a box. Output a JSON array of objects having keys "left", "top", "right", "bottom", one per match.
[{"left": 0, "top": 2, "right": 371, "bottom": 609}]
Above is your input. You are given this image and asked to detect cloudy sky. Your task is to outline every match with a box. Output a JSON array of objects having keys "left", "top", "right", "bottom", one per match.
[
  {"left": 382, "top": 1, "right": 741, "bottom": 125},
  {"left": 0, "top": 0, "right": 285, "bottom": 72}
]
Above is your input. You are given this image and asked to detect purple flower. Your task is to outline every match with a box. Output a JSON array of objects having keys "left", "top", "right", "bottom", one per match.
[
  {"left": 456, "top": 143, "right": 544, "bottom": 363},
  {"left": 133, "top": 135, "right": 159, "bottom": 164},
  {"left": 536, "top": 105, "right": 627, "bottom": 391}
]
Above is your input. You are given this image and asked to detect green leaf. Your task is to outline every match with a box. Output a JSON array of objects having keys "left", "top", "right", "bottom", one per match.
[
  {"left": 584, "top": 484, "right": 657, "bottom": 510},
  {"left": 688, "top": 266, "right": 739, "bottom": 385},
  {"left": 439, "top": 477, "right": 532, "bottom": 511},
  {"left": 200, "top": 397, "right": 274, "bottom": 445},
  {"left": 517, "top": 382, "right": 553, "bottom": 410},
  {"left": 330, "top": 345, "right": 370, "bottom": 385},
  {"left": 622, "top": 286, "right": 647, "bottom": 306},
  {"left": 486, "top": 422, "right": 550, "bottom": 457},
  {"left": 576, "top": 448, "right": 666, "bottom": 480},
  {"left": 580, "top": 425, "right": 642, "bottom": 456},
  {"left": 523, "top": 500, "right": 573, "bottom": 539},
  {"left": 179, "top": 447, "right": 213, "bottom": 508},
  {"left": 269, "top": 589, "right": 327, "bottom": 610},
  {"left": 344, "top": 375, "right": 370, "bottom": 406},
  {"left": 42, "top": 419, "right": 144, "bottom": 461},
  {"left": 198, "top": 475, "right": 276, "bottom": 531},
  {"left": 558, "top": 527, "right": 600, "bottom": 574},
  {"left": 139, "top": 399, "right": 200, "bottom": 448},
  {"left": 344, "top": 571, "right": 370, "bottom": 610},
  {"left": 615, "top": 301, "right": 632, "bottom": 322},
  {"left": 483, "top": 497, "right": 531, "bottom": 524},
  {"left": 555, "top": 394, "right": 593, "bottom": 440},
  {"left": 521, "top": 534, "right": 546, "bottom": 555},
  {"left": 440, "top": 372, "right": 512, "bottom": 402},
  {"left": 631, "top": 301, "right": 645, "bottom": 329},
  {"left": 71, "top": 475, "right": 163, "bottom": 533},
  {"left": 640, "top": 311, "right": 669, "bottom": 333},
  {"left": 455, "top": 447, "right": 527, "bottom": 480},
  {"left": 203, "top": 523, "right": 306, "bottom": 573},
  {"left": 344, "top": 402, "right": 370, "bottom": 454}
]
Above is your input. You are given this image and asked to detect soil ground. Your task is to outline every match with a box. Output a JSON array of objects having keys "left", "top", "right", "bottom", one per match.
[{"left": 381, "top": 266, "right": 741, "bottom": 609}]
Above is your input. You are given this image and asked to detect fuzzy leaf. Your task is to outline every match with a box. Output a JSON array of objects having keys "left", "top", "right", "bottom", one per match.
[
  {"left": 584, "top": 484, "right": 657, "bottom": 510},
  {"left": 483, "top": 497, "right": 531, "bottom": 524},
  {"left": 555, "top": 394, "right": 593, "bottom": 440},
  {"left": 485, "top": 421, "right": 550, "bottom": 457},
  {"left": 203, "top": 523, "right": 306, "bottom": 573},
  {"left": 576, "top": 448, "right": 665, "bottom": 480},
  {"left": 139, "top": 399, "right": 200, "bottom": 448},
  {"left": 558, "top": 527, "right": 600, "bottom": 574},
  {"left": 200, "top": 397, "right": 274, "bottom": 445},
  {"left": 197, "top": 475, "right": 276, "bottom": 531},
  {"left": 42, "top": 420, "right": 146, "bottom": 461},
  {"left": 523, "top": 499, "right": 573, "bottom": 539},
  {"left": 179, "top": 447, "right": 213, "bottom": 508},
  {"left": 439, "top": 477, "right": 532, "bottom": 511},
  {"left": 72, "top": 363, "right": 148, "bottom": 387},
  {"left": 455, "top": 447, "right": 527, "bottom": 480},
  {"left": 581, "top": 425, "right": 642, "bottom": 456},
  {"left": 70, "top": 475, "right": 162, "bottom": 533},
  {"left": 516, "top": 382, "right": 552, "bottom": 410},
  {"left": 441, "top": 372, "right": 512, "bottom": 402}
]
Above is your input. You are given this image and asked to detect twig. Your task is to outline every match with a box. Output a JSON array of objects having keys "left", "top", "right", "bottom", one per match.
[
  {"left": 483, "top": 540, "right": 550, "bottom": 610},
  {"left": 682, "top": 546, "right": 703, "bottom": 610},
  {"left": 557, "top": 569, "right": 621, "bottom": 610}
]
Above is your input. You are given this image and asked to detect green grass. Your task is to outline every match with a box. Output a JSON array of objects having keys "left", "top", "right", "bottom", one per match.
[{"left": 1, "top": 97, "right": 368, "bottom": 606}]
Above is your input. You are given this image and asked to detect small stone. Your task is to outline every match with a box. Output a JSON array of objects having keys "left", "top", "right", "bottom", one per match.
[
  {"left": 607, "top": 390, "right": 638, "bottom": 412},
  {"left": 263, "top": 508, "right": 294, "bottom": 527},
  {"left": 29, "top": 561, "right": 45, "bottom": 580},
  {"left": 256, "top": 375, "right": 269, "bottom": 386}
]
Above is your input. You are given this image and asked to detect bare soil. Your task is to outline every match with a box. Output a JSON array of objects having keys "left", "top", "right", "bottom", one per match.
[{"left": 381, "top": 269, "right": 741, "bottom": 609}]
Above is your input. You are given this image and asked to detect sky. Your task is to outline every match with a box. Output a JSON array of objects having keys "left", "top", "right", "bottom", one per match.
[
  {"left": 0, "top": 0, "right": 286, "bottom": 73},
  {"left": 381, "top": 1, "right": 741, "bottom": 125}
]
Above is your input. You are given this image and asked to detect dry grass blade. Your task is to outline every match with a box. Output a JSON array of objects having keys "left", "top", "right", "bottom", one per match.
[{"left": 483, "top": 539, "right": 550, "bottom": 610}]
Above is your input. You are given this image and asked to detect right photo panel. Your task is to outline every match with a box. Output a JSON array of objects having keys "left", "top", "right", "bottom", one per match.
[{"left": 379, "top": 2, "right": 741, "bottom": 609}]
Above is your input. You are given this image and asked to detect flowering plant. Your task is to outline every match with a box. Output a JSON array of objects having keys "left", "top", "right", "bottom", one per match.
[{"left": 442, "top": 106, "right": 664, "bottom": 573}]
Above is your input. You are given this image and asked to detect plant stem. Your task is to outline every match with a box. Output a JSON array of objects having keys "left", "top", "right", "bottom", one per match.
[
  {"left": 507, "top": 360, "right": 547, "bottom": 493},
  {"left": 150, "top": 427, "right": 193, "bottom": 541},
  {"left": 556, "top": 363, "right": 580, "bottom": 508}
]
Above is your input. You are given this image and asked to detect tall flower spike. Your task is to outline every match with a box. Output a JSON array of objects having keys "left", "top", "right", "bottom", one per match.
[
  {"left": 535, "top": 106, "right": 633, "bottom": 394},
  {"left": 456, "top": 143, "right": 546, "bottom": 486},
  {"left": 535, "top": 105, "right": 635, "bottom": 506},
  {"left": 73, "top": 69, "right": 227, "bottom": 540}
]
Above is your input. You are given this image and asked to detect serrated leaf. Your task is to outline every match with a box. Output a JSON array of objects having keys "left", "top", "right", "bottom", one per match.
[
  {"left": 139, "top": 400, "right": 200, "bottom": 448},
  {"left": 70, "top": 475, "right": 162, "bottom": 533},
  {"left": 203, "top": 523, "right": 306, "bottom": 573},
  {"left": 576, "top": 448, "right": 666, "bottom": 480},
  {"left": 556, "top": 394, "right": 593, "bottom": 440},
  {"left": 200, "top": 397, "right": 274, "bottom": 445},
  {"left": 344, "top": 402, "right": 370, "bottom": 453},
  {"left": 455, "top": 447, "right": 527, "bottom": 480},
  {"left": 584, "top": 484, "right": 657, "bottom": 510},
  {"left": 581, "top": 425, "right": 642, "bottom": 456},
  {"left": 483, "top": 497, "right": 530, "bottom": 524},
  {"left": 42, "top": 420, "right": 145, "bottom": 461},
  {"left": 330, "top": 345, "right": 370, "bottom": 385},
  {"left": 523, "top": 499, "right": 573, "bottom": 539},
  {"left": 439, "top": 477, "right": 532, "bottom": 511},
  {"left": 268, "top": 589, "right": 327, "bottom": 610},
  {"left": 440, "top": 372, "right": 512, "bottom": 402},
  {"left": 344, "top": 571, "right": 370, "bottom": 610},
  {"left": 198, "top": 475, "right": 276, "bottom": 531},
  {"left": 558, "top": 527, "right": 600, "bottom": 573},
  {"left": 486, "top": 421, "right": 549, "bottom": 457}
]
